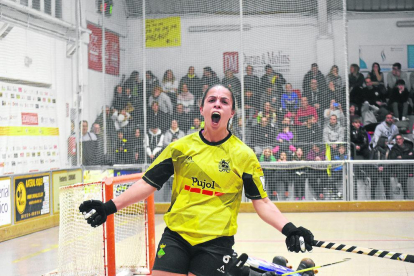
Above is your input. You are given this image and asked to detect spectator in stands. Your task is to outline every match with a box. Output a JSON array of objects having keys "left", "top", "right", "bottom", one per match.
[
  {"left": 303, "top": 79, "right": 327, "bottom": 118},
  {"left": 149, "top": 86, "right": 173, "bottom": 116},
  {"left": 326, "top": 65, "right": 343, "bottom": 91},
  {"left": 179, "top": 66, "right": 202, "bottom": 100},
  {"left": 125, "top": 71, "right": 143, "bottom": 97},
  {"left": 257, "top": 102, "right": 277, "bottom": 126},
  {"left": 233, "top": 117, "right": 251, "bottom": 146},
  {"left": 291, "top": 147, "right": 306, "bottom": 200},
  {"left": 112, "top": 85, "right": 125, "bottom": 111},
  {"left": 201, "top": 66, "right": 220, "bottom": 86},
  {"left": 81, "top": 120, "right": 98, "bottom": 166},
  {"left": 349, "top": 64, "right": 365, "bottom": 93},
  {"left": 327, "top": 80, "right": 345, "bottom": 107},
  {"left": 372, "top": 113, "right": 399, "bottom": 147},
  {"left": 222, "top": 69, "right": 241, "bottom": 107},
  {"left": 252, "top": 116, "right": 276, "bottom": 156},
  {"left": 307, "top": 144, "right": 325, "bottom": 161},
  {"left": 260, "top": 85, "right": 278, "bottom": 112},
  {"left": 295, "top": 97, "right": 318, "bottom": 126},
  {"left": 389, "top": 79, "right": 410, "bottom": 121},
  {"left": 323, "top": 114, "right": 344, "bottom": 150},
  {"left": 330, "top": 145, "right": 347, "bottom": 199},
  {"left": 145, "top": 122, "right": 164, "bottom": 162},
  {"left": 164, "top": 119, "right": 186, "bottom": 147},
  {"left": 148, "top": 101, "right": 169, "bottom": 132},
  {"left": 244, "top": 65, "right": 260, "bottom": 95},
  {"left": 367, "top": 62, "right": 386, "bottom": 96},
  {"left": 115, "top": 130, "right": 128, "bottom": 164},
  {"left": 369, "top": 136, "right": 391, "bottom": 200},
  {"left": 306, "top": 144, "right": 325, "bottom": 200},
  {"left": 361, "top": 77, "right": 388, "bottom": 123},
  {"left": 349, "top": 104, "right": 360, "bottom": 123},
  {"left": 302, "top": 63, "right": 327, "bottom": 94},
  {"left": 129, "top": 128, "right": 144, "bottom": 164},
  {"left": 350, "top": 117, "right": 370, "bottom": 160},
  {"left": 94, "top": 105, "right": 116, "bottom": 138},
  {"left": 91, "top": 123, "right": 107, "bottom": 165},
  {"left": 280, "top": 83, "right": 299, "bottom": 115},
  {"left": 276, "top": 125, "right": 294, "bottom": 144},
  {"left": 162, "top": 69, "right": 179, "bottom": 105},
  {"left": 177, "top": 83, "right": 195, "bottom": 114},
  {"left": 389, "top": 134, "right": 414, "bottom": 199},
  {"left": 187, "top": 117, "right": 202, "bottom": 135},
  {"left": 387, "top": 62, "right": 410, "bottom": 94},
  {"left": 145, "top": 71, "right": 160, "bottom": 98},
  {"left": 324, "top": 99, "right": 344, "bottom": 127},
  {"left": 111, "top": 108, "right": 131, "bottom": 132},
  {"left": 123, "top": 84, "right": 136, "bottom": 115},
  {"left": 259, "top": 147, "right": 277, "bottom": 162},
  {"left": 261, "top": 64, "right": 285, "bottom": 92},
  {"left": 297, "top": 115, "right": 322, "bottom": 143},
  {"left": 244, "top": 89, "right": 258, "bottom": 127},
  {"left": 173, "top": 103, "right": 191, "bottom": 133}
]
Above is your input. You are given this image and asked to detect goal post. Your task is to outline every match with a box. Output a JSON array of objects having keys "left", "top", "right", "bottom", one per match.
[{"left": 58, "top": 173, "right": 155, "bottom": 275}]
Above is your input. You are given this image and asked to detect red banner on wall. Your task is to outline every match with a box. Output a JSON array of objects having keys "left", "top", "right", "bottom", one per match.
[
  {"left": 88, "top": 23, "right": 120, "bottom": 76},
  {"left": 223, "top": 52, "right": 239, "bottom": 73}
]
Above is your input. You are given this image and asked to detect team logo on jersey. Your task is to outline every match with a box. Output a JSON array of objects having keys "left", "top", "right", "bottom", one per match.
[
  {"left": 157, "top": 244, "right": 166, "bottom": 258},
  {"left": 185, "top": 155, "right": 194, "bottom": 164},
  {"left": 218, "top": 159, "right": 230, "bottom": 173}
]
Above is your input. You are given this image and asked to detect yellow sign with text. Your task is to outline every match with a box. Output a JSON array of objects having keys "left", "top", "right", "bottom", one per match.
[{"left": 146, "top": 17, "right": 181, "bottom": 48}]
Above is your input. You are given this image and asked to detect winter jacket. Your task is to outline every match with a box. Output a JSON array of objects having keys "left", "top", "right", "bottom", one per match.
[
  {"left": 389, "top": 87, "right": 410, "bottom": 105},
  {"left": 145, "top": 129, "right": 164, "bottom": 157},
  {"left": 389, "top": 142, "right": 414, "bottom": 160},
  {"left": 148, "top": 93, "right": 173, "bottom": 116},
  {"left": 163, "top": 128, "right": 186, "bottom": 147},
  {"left": 372, "top": 121, "right": 399, "bottom": 147},
  {"left": 323, "top": 122, "right": 344, "bottom": 143},
  {"left": 351, "top": 126, "right": 369, "bottom": 152}
]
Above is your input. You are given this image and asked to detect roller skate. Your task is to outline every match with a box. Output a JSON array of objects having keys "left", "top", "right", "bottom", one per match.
[{"left": 296, "top": 257, "right": 317, "bottom": 276}]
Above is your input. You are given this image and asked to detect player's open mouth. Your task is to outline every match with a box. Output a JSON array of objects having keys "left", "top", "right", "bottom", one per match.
[{"left": 211, "top": 112, "right": 221, "bottom": 125}]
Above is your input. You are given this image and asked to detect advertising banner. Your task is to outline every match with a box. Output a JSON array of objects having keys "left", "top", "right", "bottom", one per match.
[
  {"left": 87, "top": 23, "right": 120, "bottom": 75},
  {"left": 0, "top": 178, "right": 11, "bottom": 227},
  {"left": 0, "top": 83, "right": 59, "bottom": 175},
  {"left": 359, "top": 45, "right": 414, "bottom": 71},
  {"left": 52, "top": 169, "right": 82, "bottom": 212},
  {"left": 15, "top": 174, "right": 50, "bottom": 222}
]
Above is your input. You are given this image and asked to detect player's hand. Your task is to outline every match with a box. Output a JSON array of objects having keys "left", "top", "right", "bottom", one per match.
[
  {"left": 79, "top": 199, "right": 117, "bottom": 228},
  {"left": 282, "top": 222, "right": 314, "bottom": 253}
]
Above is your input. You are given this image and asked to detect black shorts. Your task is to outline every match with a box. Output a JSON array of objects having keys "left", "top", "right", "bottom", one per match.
[{"left": 153, "top": 227, "right": 235, "bottom": 276}]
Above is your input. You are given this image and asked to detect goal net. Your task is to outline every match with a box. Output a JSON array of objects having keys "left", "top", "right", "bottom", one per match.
[{"left": 58, "top": 173, "right": 155, "bottom": 275}]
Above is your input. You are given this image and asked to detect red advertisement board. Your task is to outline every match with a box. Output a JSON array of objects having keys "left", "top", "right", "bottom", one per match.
[{"left": 88, "top": 23, "right": 120, "bottom": 76}]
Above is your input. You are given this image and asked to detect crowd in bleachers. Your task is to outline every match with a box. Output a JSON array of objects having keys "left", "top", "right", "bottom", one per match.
[{"left": 74, "top": 62, "right": 414, "bottom": 200}]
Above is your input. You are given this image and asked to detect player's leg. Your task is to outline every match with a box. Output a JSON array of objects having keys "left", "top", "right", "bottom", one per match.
[{"left": 152, "top": 228, "right": 191, "bottom": 275}]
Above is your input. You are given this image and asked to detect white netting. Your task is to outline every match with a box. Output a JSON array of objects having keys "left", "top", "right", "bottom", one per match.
[{"left": 58, "top": 181, "right": 149, "bottom": 275}]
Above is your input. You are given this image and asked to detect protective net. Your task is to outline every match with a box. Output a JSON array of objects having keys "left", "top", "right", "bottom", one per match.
[{"left": 58, "top": 181, "right": 150, "bottom": 275}]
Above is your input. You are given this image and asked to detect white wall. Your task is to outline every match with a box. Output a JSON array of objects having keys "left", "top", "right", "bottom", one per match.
[
  {"left": 347, "top": 12, "right": 414, "bottom": 72},
  {"left": 125, "top": 14, "right": 347, "bottom": 90}
]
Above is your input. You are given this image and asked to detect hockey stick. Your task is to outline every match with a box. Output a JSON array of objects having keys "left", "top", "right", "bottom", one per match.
[
  {"left": 281, "top": 258, "right": 351, "bottom": 276},
  {"left": 313, "top": 240, "right": 414, "bottom": 263}
]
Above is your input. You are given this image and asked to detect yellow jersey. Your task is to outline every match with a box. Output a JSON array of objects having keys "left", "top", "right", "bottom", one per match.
[{"left": 143, "top": 130, "right": 267, "bottom": 245}]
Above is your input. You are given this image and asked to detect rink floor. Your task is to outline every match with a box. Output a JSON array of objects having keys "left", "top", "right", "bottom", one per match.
[{"left": 1, "top": 212, "right": 413, "bottom": 276}]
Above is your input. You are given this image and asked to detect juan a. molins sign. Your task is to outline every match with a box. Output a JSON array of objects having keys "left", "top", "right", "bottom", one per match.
[
  {"left": 15, "top": 174, "right": 49, "bottom": 222},
  {"left": 21, "top": 113, "right": 38, "bottom": 125}
]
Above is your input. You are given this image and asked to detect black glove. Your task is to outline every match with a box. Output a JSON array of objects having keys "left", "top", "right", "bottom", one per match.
[
  {"left": 79, "top": 199, "right": 117, "bottom": 227},
  {"left": 282, "top": 222, "right": 314, "bottom": 253}
]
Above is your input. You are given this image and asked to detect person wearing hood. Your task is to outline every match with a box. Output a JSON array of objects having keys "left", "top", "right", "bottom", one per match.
[
  {"left": 369, "top": 136, "right": 391, "bottom": 200},
  {"left": 164, "top": 119, "right": 186, "bottom": 147},
  {"left": 323, "top": 114, "right": 344, "bottom": 151},
  {"left": 145, "top": 122, "right": 164, "bottom": 162},
  {"left": 372, "top": 113, "right": 399, "bottom": 148},
  {"left": 388, "top": 134, "right": 414, "bottom": 199}
]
